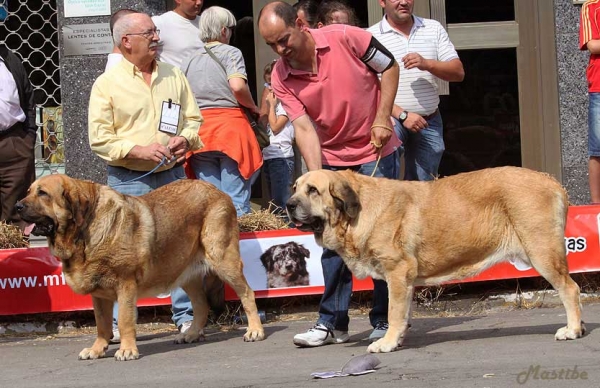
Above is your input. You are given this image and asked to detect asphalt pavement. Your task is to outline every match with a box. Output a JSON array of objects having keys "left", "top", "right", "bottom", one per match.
[{"left": 1, "top": 303, "right": 599, "bottom": 388}]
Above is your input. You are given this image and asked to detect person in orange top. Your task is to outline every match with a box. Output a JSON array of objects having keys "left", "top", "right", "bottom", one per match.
[
  {"left": 580, "top": 0, "right": 600, "bottom": 203},
  {"left": 181, "top": 6, "right": 262, "bottom": 216}
]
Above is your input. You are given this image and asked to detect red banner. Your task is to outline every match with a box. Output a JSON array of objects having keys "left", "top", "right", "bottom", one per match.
[{"left": 1, "top": 206, "right": 599, "bottom": 315}]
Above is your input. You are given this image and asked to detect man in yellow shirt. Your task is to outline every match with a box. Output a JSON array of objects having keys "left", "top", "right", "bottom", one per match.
[{"left": 88, "top": 12, "right": 203, "bottom": 342}]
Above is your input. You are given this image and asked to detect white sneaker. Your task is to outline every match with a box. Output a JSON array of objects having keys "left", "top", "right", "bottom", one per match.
[
  {"left": 110, "top": 327, "right": 120, "bottom": 343},
  {"left": 293, "top": 323, "right": 349, "bottom": 347},
  {"left": 178, "top": 320, "right": 192, "bottom": 334}
]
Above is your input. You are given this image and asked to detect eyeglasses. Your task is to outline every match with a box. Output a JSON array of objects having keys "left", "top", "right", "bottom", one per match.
[{"left": 126, "top": 28, "right": 160, "bottom": 39}]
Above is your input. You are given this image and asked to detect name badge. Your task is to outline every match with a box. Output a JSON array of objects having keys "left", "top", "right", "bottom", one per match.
[{"left": 159, "top": 99, "right": 181, "bottom": 134}]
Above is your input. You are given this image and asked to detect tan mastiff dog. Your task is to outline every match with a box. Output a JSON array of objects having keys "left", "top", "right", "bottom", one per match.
[
  {"left": 16, "top": 174, "right": 265, "bottom": 360},
  {"left": 286, "top": 166, "right": 584, "bottom": 353}
]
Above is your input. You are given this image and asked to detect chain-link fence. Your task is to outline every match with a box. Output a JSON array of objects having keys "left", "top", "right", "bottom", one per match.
[{"left": 0, "top": 0, "right": 62, "bottom": 176}]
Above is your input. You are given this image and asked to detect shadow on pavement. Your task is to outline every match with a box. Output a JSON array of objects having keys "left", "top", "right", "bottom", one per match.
[
  {"left": 101, "top": 324, "right": 290, "bottom": 359},
  {"left": 344, "top": 315, "right": 596, "bottom": 350}
]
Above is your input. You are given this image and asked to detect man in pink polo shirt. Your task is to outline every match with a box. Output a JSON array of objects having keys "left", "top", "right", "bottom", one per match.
[{"left": 258, "top": 1, "right": 400, "bottom": 349}]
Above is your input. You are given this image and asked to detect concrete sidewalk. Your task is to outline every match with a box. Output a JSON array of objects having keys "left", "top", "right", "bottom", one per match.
[{"left": 0, "top": 303, "right": 598, "bottom": 388}]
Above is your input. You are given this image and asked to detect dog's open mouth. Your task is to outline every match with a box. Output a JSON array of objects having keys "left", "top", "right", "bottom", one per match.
[
  {"left": 22, "top": 219, "right": 55, "bottom": 237},
  {"left": 293, "top": 219, "right": 324, "bottom": 233},
  {"left": 287, "top": 203, "right": 324, "bottom": 233}
]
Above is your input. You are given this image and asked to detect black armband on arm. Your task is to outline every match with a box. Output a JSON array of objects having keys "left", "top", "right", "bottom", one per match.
[{"left": 360, "top": 36, "right": 396, "bottom": 74}]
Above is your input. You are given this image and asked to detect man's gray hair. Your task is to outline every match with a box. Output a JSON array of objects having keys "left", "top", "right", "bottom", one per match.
[
  {"left": 110, "top": 9, "right": 138, "bottom": 35},
  {"left": 199, "top": 6, "right": 237, "bottom": 42},
  {"left": 112, "top": 13, "right": 141, "bottom": 47}
]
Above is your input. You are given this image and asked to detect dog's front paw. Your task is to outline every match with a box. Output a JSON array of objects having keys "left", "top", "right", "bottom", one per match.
[
  {"left": 367, "top": 338, "right": 399, "bottom": 353},
  {"left": 555, "top": 324, "right": 584, "bottom": 341},
  {"left": 243, "top": 327, "right": 265, "bottom": 342},
  {"left": 78, "top": 346, "right": 106, "bottom": 360},
  {"left": 78, "top": 339, "right": 108, "bottom": 360},
  {"left": 174, "top": 330, "right": 205, "bottom": 344},
  {"left": 115, "top": 347, "right": 139, "bottom": 361}
]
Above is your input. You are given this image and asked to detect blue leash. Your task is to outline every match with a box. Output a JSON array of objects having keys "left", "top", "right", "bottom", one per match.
[{"left": 111, "top": 156, "right": 171, "bottom": 187}]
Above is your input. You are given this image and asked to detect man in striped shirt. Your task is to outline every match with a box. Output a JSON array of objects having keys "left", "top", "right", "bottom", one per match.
[
  {"left": 580, "top": 0, "right": 600, "bottom": 203},
  {"left": 368, "top": 0, "right": 464, "bottom": 181}
]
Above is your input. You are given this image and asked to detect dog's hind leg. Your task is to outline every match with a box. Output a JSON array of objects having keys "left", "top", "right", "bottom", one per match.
[
  {"left": 207, "top": 242, "right": 265, "bottom": 342},
  {"left": 526, "top": 244, "right": 584, "bottom": 340},
  {"left": 175, "top": 279, "right": 209, "bottom": 344},
  {"left": 510, "top": 189, "right": 584, "bottom": 340},
  {"left": 78, "top": 296, "right": 112, "bottom": 360},
  {"left": 368, "top": 262, "right": 416, "bottom": 353}
]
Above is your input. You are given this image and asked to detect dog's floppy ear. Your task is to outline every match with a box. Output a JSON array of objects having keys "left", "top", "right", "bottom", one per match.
[
  {"left": 329, "top": 176, "right": 360, "bottom": 219},
  {"left": 62, "top": 178, "right": 95, "bottom": 228},
  {"left": 295, "top": 243, "right": 310, "bottom": 259},
  {"left": 259, "top": 245, "right": 276, "bottom": 271}
]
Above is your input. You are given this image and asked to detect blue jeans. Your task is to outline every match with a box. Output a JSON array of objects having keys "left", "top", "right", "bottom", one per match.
[
  {"left": 394, "top": 111, "right": 444, "bottom": 181},
  {"left": 317, "top": 152, "right": 399, "bottom": 331},
  {"left": 589, "top": 93, "right": 600, "bottom": 156},
  {"left": 188, "top": 151, "right": 252, "bottom": 217},
  {"left": 107, "top": 165, "right": 193, "bottom": 328},
  {"left": 263, "top": 157, "right": 294, "bottom": 214}
]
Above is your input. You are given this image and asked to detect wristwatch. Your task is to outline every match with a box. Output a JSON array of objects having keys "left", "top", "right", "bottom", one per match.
[{"left": 398, "top": 110, "right": 408, "bottom": 124}]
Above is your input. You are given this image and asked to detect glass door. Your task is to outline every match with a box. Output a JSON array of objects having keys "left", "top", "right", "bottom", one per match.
[{"left": 437, "top": 0, "right": 521, "bottom": 177}]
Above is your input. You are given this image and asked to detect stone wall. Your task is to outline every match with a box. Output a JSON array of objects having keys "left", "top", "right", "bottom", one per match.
[{"left": 555, "top": 0, "right": 591, "bottom": 204}]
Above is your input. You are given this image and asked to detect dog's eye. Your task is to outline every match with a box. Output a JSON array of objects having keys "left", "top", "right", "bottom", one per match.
[
  {"left": 38, "top": 189, "right": 48, "bottom": 197},
  {"left": 308, "top": 186, "right": 319, "bottom": 195}
]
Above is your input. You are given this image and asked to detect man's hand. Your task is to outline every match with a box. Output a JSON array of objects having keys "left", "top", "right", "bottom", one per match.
[
  {"left": 402, "top": 53, "right": 431, "bottom": 71},
  {"left": 167, "top": 136, "right": 190, "bottom": 164},
  {"left": 403, "top": 55, "right": 464, "bottom": 82},
  {"left": 370, "top": 119, "right": 394, "bottom": 153},
  {"left": 127, "top": 135, "right": 189, "bottom": 165},
  {"left": 402, "top": 112, "right": 428, "bottom": 133},
  {"left": 127, "top": 143, "right": 172, "bottom": 164}
]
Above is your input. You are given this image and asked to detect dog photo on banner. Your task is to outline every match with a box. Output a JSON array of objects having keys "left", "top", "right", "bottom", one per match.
[{"left": 240, "top": 235, "right": 324, "bottom": 291}]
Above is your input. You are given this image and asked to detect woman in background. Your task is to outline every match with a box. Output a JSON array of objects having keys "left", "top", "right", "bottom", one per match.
[{"left": 181, "top": 6, "right": 262, "bottom": 216}]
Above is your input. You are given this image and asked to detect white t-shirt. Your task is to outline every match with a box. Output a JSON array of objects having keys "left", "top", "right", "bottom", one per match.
[
  {"left": 262, "top": 102, "right": 295, "bottom": 160},
  {"left": 152, "top": 11, "right": 203, "bottom": 68}
]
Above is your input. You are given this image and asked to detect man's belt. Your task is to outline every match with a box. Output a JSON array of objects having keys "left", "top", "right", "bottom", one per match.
[
  {"left": 0, "top": 121, "right": 24, "bottom": 138},
  {"left": 421, "top": 109, "right": 439, "bottom": 121}
]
